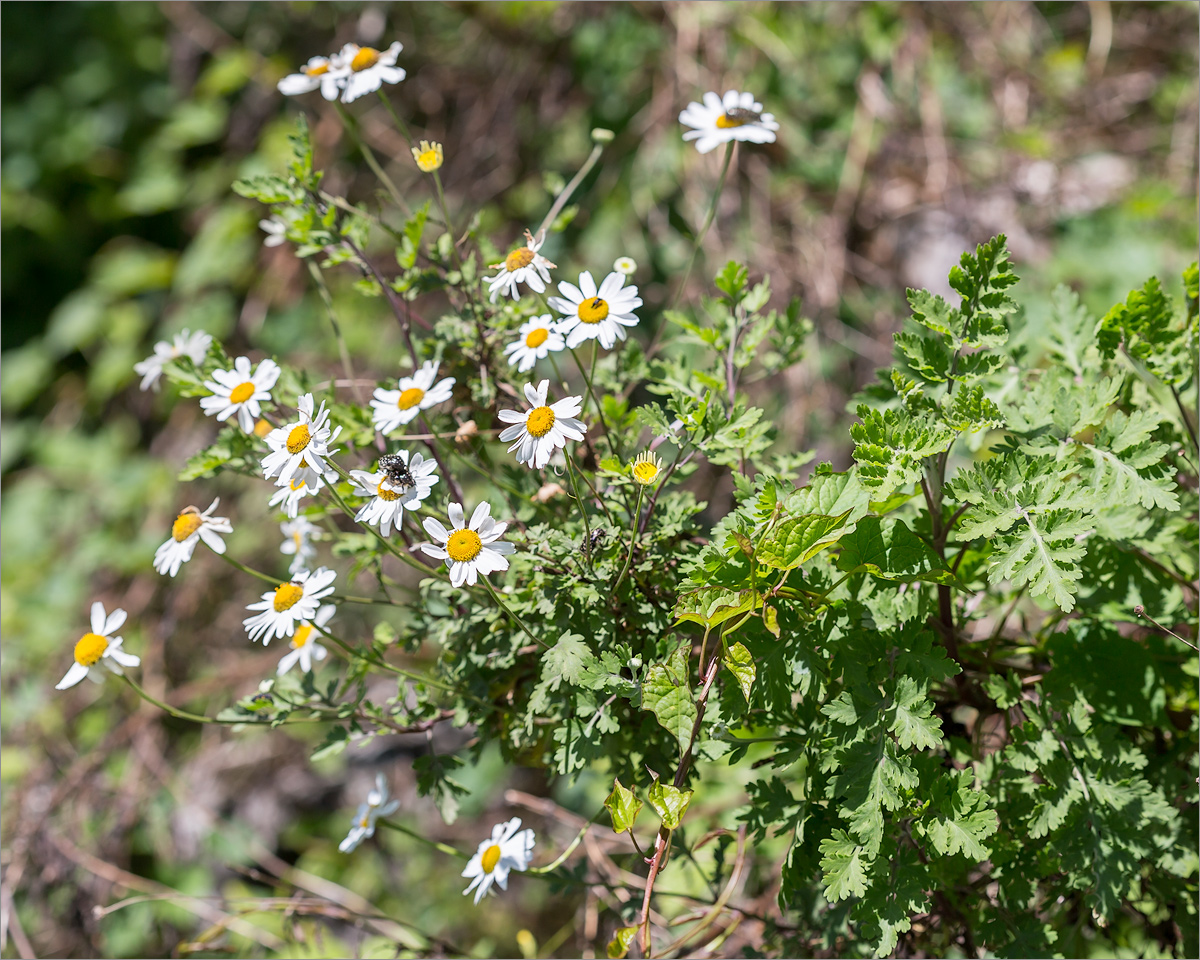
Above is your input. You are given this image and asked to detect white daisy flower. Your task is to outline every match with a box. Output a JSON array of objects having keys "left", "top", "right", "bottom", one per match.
[
  {"left": 276, "top": 603, "right": 334, "bottom": 676},
  {"left": 486, "top": 230, "right": 556, "bottom": 303},
  {"left": 338, "top": 41, "right": 406, "bottom": 104},
  {"left": 497, "top": 380, "right": 587, "bottom": 470},
  {"left": 420, "top": 501, "right": 516, "bottom": 589},
  {"left": 261, "top": 394, "right": 342, "bottom": 486},
  {"left": 56, "top": 602, "right": 140, "bottom": 690},
  {"left": 370, "top": 362, "right": 455, "bottom": 434},
  {"left": 133, "top": 328, "right": 212, "bottom": 391},
  {"left": 349, "top": 450, "right": 439, "bottom": 537},
  {"left": 280, "top": 517, "right": 322, "bottom": 575},
  {"left": 200, "top": 356, "right": 281, "bottom": 433},
  {"left": 613, "top": 256, "right": 637, "bottom": 276},
  {"left": 548, "top": 270, "right": 642, "bottom": 350},
  {"left": 339, "top": 773, "right": 400, "bottom": 853},
  {"left": 269, "top": 473, "right": 326, "bottom": 520},
  {"left": 679, "top": 90, "right": 779, "bottom": 155},
  {"left": 243, "top": 566, "right": 337, "bottom": 644},
  {"left": 461, "top": 818, "right": 536, "bottom": 905},
  {"left": 153, "top": 499, "right": 233, "bottom": 577},
  {"left": 503, "top": 315, "right": 566, "bottom": 373},
  {"left": 277, "top": 53, "right": 346, "bottom": 100}
]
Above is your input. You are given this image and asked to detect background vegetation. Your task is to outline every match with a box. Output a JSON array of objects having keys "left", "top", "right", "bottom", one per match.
[{"left": 2, "top": 2, "right": 1196, "bottom": 958}]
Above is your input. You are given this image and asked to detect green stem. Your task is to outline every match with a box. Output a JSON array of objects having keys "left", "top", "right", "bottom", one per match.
[
  {"left": 216, "top": 551, "right": 282, "bottom": 586},
  {"left": 308, "top": 261, "right": 365, "bottom": 405},
  {"left": 121, "top": 676, "right": 324, "bottom": 726},
  {"left": 481, "top": 579, "right": 549, "bottom": 649},
  {"left": 375, "top": 91, "right": 415, "bottom": 148},
  {"left": 563, "top": 452, "right": 594, "bottom": 569},
  {"left": 534, "top": 143, "right": 604, "bottom": 243},
  {"left": 568, "top": 345, "right": 617, "bottom": 457},
  {"left": 378, "top": 818, "right": 466, "bottom": 860},
  {"left": 334, "top": 103, "right": 410, "bottom": 216},
  {"left": 612, "top": 484, "right": 645, "bottom": 593},
  {"left": 527, "top": 822, "right": 591, "bottom": 875}
]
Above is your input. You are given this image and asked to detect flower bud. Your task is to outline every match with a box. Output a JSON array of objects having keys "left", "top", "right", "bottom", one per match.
[{"left": 591, "top": 127, "right": 615, "bottom": 144}]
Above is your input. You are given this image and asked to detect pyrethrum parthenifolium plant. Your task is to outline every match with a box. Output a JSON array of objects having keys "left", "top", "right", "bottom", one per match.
[{"left": 58, "top": 33, "right": 1196, "bottom": 959}]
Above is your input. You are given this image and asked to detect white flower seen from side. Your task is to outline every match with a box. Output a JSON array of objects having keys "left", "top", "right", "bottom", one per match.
[
  {"left": 503, "top": 315, "right": 565, "bottom": 373},
  {"left": 261, "top": 394, "right": 342, "bottom": 486},
  {"left": 200, "top": 356, "right": 281, "bottom": 433},
  {"left": 154, "top": 499, "right": 233, "bottom": 577},
  {"left": 243, "top": 566, "right": 337, "bottom": 644},
  {"left": 276, "top": 604, "right": 334, "bottom": 676},
  {"left": 497, "top": 380, "right": 587, "bottom": 470},
  {"left": 461, "top": 818, "right": 536, "bottom": 905},
  {"left": 613, "top": 256, "right": 637, "bottom": 276},
  {"left": 279, "top": 517, "right": 322, "bottom": 575},
  {"left": 420, "top": 501, "right": 516, "bottom": 589},
  {"left": 133, "top": 328, "right": 212, "bottom": 391},
  {"left": 549, "top": 270, "right": 642, "bottom": 350},
  {"left": 485, "top": 230, "right": 556, "bottom": 302},
  {"left": 277, "top": 53, "right": 346, "bottom": 100},
  {"left": 370, "top": 361, "right": 455, "bottom": 434},
  {"left": 339, "top": 773, "right": 400, "bottom": 853},
  {"left": 679, "top": 90, "right": 779, "bottom": 155},
  {"left": 337, "top": 41, "right": 405, "bottom": 103},
  {"left": 56, "top": 602, "right": 141, "bottom": 691},
  {"left": 349, "top": 450, "right": 438, "bottom": 537}
]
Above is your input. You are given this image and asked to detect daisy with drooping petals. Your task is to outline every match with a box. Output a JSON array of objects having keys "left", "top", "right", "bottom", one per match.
[
  {"left": 277, "top": 53, "right": 346, "bottom": 100},
  {"left": 631, "top": 451, "right": 665, "bottom": 486},
  {"left": 420, "top": 502, "right": 516, "bottom": 589},
  {"left": 503, "top": 316, "right": 566, "bottom": 373},
  {"left": 154, "top": 499, "right": 233, "bottom": 577},
  {"left": 201, "top": 357, "right": 281, "bottom": 433},
  {"left": 349, "top": 450, "right": 438, "bottom": 537},
  {"left": 243, "top": 566, "right": 337, "bottom": 644},
  {"left": 56, "top": 602, "right": 140, "bottom": 690},
  {"left": 338, "top": 41, "right": 405, "bottom": 103},
  {"left": 134, "top": 329, "right": 212, "bottom": 391},
  {"left": 549, "top": 270, "right": 642, "bottom": 350},
  {"left": 412, "top": 140, "right": 444, "bottom": 172},
  {"left": 370, "top": 362, "right": 455, "bottom": 434},
  {"left": 461, "top": 818, "right": 536, "bottom": 905},
  {"left": 486, "top": 230, "right": 556, "bottom": 303},
  {"left": 261, "top": 394, "right": 342, "bottom": 486},
  {"left": 498, "top": 380, "right": 587, "bottom": 470},
  {"left": 268, "top": 458, "right": 329, "bottom": 519},
  {"left": 679, "top": 90, "right": 779, "bottom": 155},
  {"left": 339, "top": 773, "right": 400, "bottom": 853},
  {"left": 276, "top": 604, "right": 334, "bottom": 676},
  {"left": 280, "top": 517, "right": 322, "bottom": 575}
]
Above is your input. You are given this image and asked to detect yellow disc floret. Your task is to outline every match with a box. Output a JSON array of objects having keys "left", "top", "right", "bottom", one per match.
[
  {"left": 304, "top": 61, "right": 330, "bottom": 77},
  {"left": 377, "top": 481, "right": 403, "bottom": 502},
  {"left": 253, "top": 418, "right": 273, "bottom": 438},
  {"left": 286, "top": 424, "right": 311, "bottom": 454},
  {"left": 525, "top": 406, "right": 556, "bottom": 438},
  {"left": 229, "top": 381, "right": 256, "bottom": 404},
  {"left": 350, "top": 47, "right": 380, "bottom": 71},
  {"left": 397, "top": 387, "right": 425, "bottom": 410},
  {"left": 74, "top": 632, "right": 109, "bottom": 666},
  {"left": 632, "top": 452, "right": 664, "bottom": 486},
  {"left": 446, "top": 529, "right": 483, "bottom": 563},
  {"left": 524, "top": 327, "right": 550, "bottom": 348},
  {"left": 481, "top": 843, "right": 502, "bottom": 873},
  {"left": 172, "top": 509, "right": 204, "bottom": 542},
  {"left": 291, "top": 624, "right": 314, "bottom": 649},
  {"left": 505, "top": 247, "right": 535, "bottom": 271},
  {"left": 578, "top": 298, "right": 609, "bottom": 323},
  {"left": 411, "top": 140, "right": 444, "bottom": 173},
  {"left": 273, "top": 582, "right": 305, "bottom": 613}
]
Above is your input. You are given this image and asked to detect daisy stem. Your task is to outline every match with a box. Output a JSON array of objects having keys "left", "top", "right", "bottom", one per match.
[
  {"left": 527, "top": 821, "right": 591, "bottom": 875},
  {"left": 308, "top": 261, "right": 365, "bottom": 406},
  {"left": 217, "top": 552, "right": 283, "bottom": 586},
  {"left": 418, "top": 414, "right": 466, "bottom": 504},
  {"left": 547, "top": 351, "right": 571, "bottom": 395},
  {"left": 375, "top": 90, "right": 415, "bottom": 148},
  {"left": 534, "top": 142, "right": 604, "bottom": 244},
  {"left": 674, "top": 140, "right": 734, "bottom": 310},
  {"left": 335, "top": 103, "right": 411, "bottom": 216},
  {"left": 568, "top": 345, "right": 618, "bottom": 459},
  {"left": 612, "top": 484, "right": 645, "bottom": 593},
  {"left": 481, "top": 579, "right": 549, "bottom": 650},
  {"left": 563, "top": 452, "right": 594, "bottom": 569},
  {"left": 378, "top": 818, "right": 467, "bottom": 859},
  {"left": 120, "top": 675, "right": 325, "bottom": 726}
]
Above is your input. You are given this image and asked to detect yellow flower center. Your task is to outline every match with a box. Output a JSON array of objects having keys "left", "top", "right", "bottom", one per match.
[
  {"left": 253, "top": 419, "right": 272, "bottom": 438},
  {"left": 229, "top": 382, "right": 256, "bottom": 404},
  {"left": 633, "top": 460, "right": 661, "bottom": 485},
  {"left": 481, "top": 844, "right": 502, "bottom": 874},
  {"left": 286, "top": 424, "right": 311, "bottom": 454},
  {"left": 505, "top": 247, "right": 535, "bottom": 271},
  {"left": 273, "top": 582, "right": 305, "bottom": 612},
  {"left": 377, "top": 481, "right": 403, "bottom": 502},
  {"left": 526, "top": 406, "right": 556, "bottom": 438},
  {"left": 291, "top": 624, "right": 315, "bottom": 649},
  {"left": 350, "top": 47, "right": 380, "bottom": 71},
  {"left": 73, "top": 632, "right": 109, "bottom": 667},
  {"left": 524, "top": 327, "right": 550, "bottom": 349},
  {"left": 716, "top": 107, "right": 762, "bottom": 129},
  {"left": 716, "top": 114, "right": 744, "bottom": 129},
  {"left": 304, "top": 62, "right": 330, "bottom": 77},
  {"left": 415, "top": 147, "right": 442, "bottom": 172},
  {"left": 359, "top": 813, "right": 371, "bottom": 828},
  {"left": 397, "top": 387, "right": 425, "bottom": 410},
  {"left": 578, "top": 298, "right": 609, "bottom": 323},
  {"left": 446, "top": 529, "right": 483, "bottom": 563},
  {"left": 172, "top": 510, "right": 204, "bottom": 542}
]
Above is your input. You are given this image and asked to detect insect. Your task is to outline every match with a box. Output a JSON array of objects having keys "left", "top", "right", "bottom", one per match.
[
  {"left": 583, "top": 527, "right": 607, "bottom": 559},
  {"left": 377, "top": 453, "right": 415, "bottom": 491},
  {"left": 723, "top": 106, "right": 762, "bottom": 125}
]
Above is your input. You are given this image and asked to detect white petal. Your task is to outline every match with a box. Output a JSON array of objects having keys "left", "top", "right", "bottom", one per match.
[
  {"left": 56, "top": 662, "right": 90, "bottom": 690},
  {"left": 90, "top": 602, "right": 107, "bottom": 634}
]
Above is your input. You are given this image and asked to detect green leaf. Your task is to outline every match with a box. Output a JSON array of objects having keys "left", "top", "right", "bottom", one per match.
[
  {"left": 641, "top": 645, "right": 696, "bottom": 754},
  {"left": 604, "top": 778, "right": 643, "bottom": 834},
  {"left": 758, "top": 511, "right": 853, "bottom": 571},
  {"left": 310, "top": 726, "right": 349, "bottom": 761},
  {"left": 714, "top": 261, "right": 748, "bottom": 300},
  {"left": 544, "top": 632, "right": 593, "bottom": 687},
  {"left": 606, "top": 926, "right": 638, "bottom": 959},
  {"left": 674, "top": 584, "right": 761, "bottom": 629},
  {"left": 819, "top": 829, "right": 870, "bottom": 901},
  {"left": 646, "top": 778, "right": 693, "bottom": 829},
  {"left": 723, "top": 641, "right": 756, "bottom": 702},
  {"left": 850, "top": 406, "right": 954, "bottom": 500},
  {"left": 889, "top": 676, "right": 943, "bottom": 750},
  {"left": 836, "top": 517, "right": 955, "bottom": 585},
  {"left": 943, "top": 384, "right": 1004, "bottom": 433}
]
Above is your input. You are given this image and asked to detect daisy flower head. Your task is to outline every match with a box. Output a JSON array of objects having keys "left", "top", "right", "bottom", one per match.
[
  {"left": 548, "top": 270, "right": 642, "bottom": 350},
  {"left": 56, "top": 602, "right": 140, "bottom": 691},
  {"left": 420, "top": 502, "right": 516, "bottom": 589},
  {"left": 133, "top": 328, "right": 213, "bottom": 391},
  {"left": 679, "top": 90, "right": 779, "bottom": 155},
  {"left": 613, "top": 256, "right": 637, "bottom": 276},
  {"left": 280, "top": 517, "right": 322, "bottom": 575},
  {"left": 349, "top": 450, "right": 439, "bottom": 537},
  {"left": 631, "top": 451, "right": 665, "bottom": 486},
  {"left": 498, "top": 380, "right": 587, "bottom": 470},
  {"left": 486, "top": 230, "right": 556, "bottom": 303},
  {"left": 154, "top": 499, "right": 233, "bottom": 577},
  {"left": 200, "top": 356, "right": 281, "bottom": 433},
  {"left": 277, "top": 53, "right": 347, "bottom": 100},
  {"left": 411, "top": 140, "right": 444, "bottom": 172},
  {"left": 370, "top": 361, "right": 455, "bottom": 434},
  {"left": 276, "top": 604, "right": 334, "bottom": 676},
  {"left": 461, "top": 818, "right": 536, "bottom": 905},
  {"left": 243, "top": 566, "right": 337, "bottom": 644},
  {"left": 268, "top": 469, "right": 327, "bottom": 520},
  {"left": 337, "top": 41, "right": 405, "bottom": 103},
  {"left": 339, "top": 773, "right": 400, "bottom": 853},
  {"left": 261, "top": 394, "right": 342, "bottom": 485},
  {"left": 503, "top": 315, "right": 566, "bottom": 374}
]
